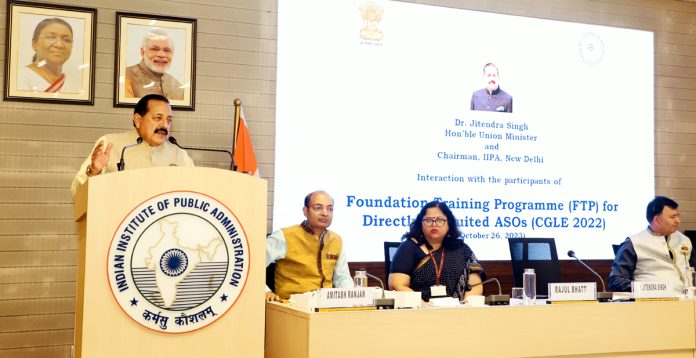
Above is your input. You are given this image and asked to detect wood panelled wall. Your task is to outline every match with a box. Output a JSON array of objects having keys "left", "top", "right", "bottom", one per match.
[{"left": 0, "top": 0, "right": 695, "bottom": 356}]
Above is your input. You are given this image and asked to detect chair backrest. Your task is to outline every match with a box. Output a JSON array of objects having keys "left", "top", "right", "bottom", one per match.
[
  {"left": 684, "top": 230, "right": 696, "bottom": 243},
  {"left": 612, "top": 244, "right": 622, "bottom": 255},
  {"left": 384, "top": 241, "right": 401, "bottom": 278},
  {"left": 266, "top": 262, "right": 276, "bottom": 292},
  {"left": 507, "top": 237, "right": 562, "bottom": 297}
]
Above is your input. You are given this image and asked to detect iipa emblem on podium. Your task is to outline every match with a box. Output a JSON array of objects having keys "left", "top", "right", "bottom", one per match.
[{"left": 107, "top": 191, "right": 250, "bottom": 333}]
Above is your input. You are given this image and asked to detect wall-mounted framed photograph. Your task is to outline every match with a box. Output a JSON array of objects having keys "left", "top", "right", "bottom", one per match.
[
  {"left": 4, "top": 0, "right": 96, "bottom": 104},
  {"left": 114, "top": 12, "right": 196, "bottom": 110}
]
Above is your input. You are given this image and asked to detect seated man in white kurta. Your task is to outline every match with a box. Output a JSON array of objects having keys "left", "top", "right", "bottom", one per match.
[
  {"left": 609, "top": 196, "right": 694, "bottom": 294},
  {"left": 71, "top": 94, "right": 193, "bottom": 198}
]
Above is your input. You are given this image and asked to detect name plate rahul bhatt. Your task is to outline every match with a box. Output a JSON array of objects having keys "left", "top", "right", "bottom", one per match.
[
  {"left": 548, "top": 282, "right": 596, "bottom": 301},
  {"left": 632, "top": 281, "right": 675, "bottom": 299},
  {"left": 317, "top": 287, "right": 372, "bottom": 308}
]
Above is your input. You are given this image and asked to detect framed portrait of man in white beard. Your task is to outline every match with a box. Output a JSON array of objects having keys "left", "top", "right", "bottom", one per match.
[{"left": 114, "top": 12, "right": 196, "bottom": 110}]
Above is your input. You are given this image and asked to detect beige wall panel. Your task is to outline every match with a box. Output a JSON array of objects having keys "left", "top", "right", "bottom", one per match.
[
  {"left": 656, "top": 32, "right": 696, "bottom": 46},
  {"left": 0, "top": 267, "right": 76, "bottom": 284},
  {"left": 0, "top": 221, "right": 76, "bottom": 236},
  {"left": 657, "top": 110, "right": 696, "bottom": 123},
  {"left": 197, "top": 74, "right": 275, "bottom": 94},
  {"left": 189, "top": 0, "right": 274, "bottom": 8},
  {"left": 658, "top": 43, "right": 696, "bottom": 57},
  {"left": 656, "top": 97, "right": 696, "bottom": 112},
  {"left": 94, "top": 53, "right": 115, "bottom": 71},
  {"left": 655, "top": 154, "right": 696, "bottom": 167},
  {"left": 0, "top": 346, "right": 72, "bottom": 358},
  {"left": 0, "top": 251, "right": 76, "bottom": 268},
  {"left": 0, "top": 173, "right": 74, "bottom": 189},
  {"left": 195, "top": 91, "right": 276, "bottom": 109},
  {"left": 0, "top": 298, "right": 75, "bottom": 317},
  {"left": 0, "top": 140, "right": 93, "bottom": 157},
  {"left": 0, "top": 313, "right": 74, "bottom": 332},
  {"left": 657, "top": 165, "right": 696, "bottom": 177},
  {"left": 198, "top": 18, "right": 277, "bottom": 39},
  {"left": 93, "top": 36, "right": 114, "bottom": 56},
  {"left": 655, "top": 87, "right": 696, "bottom": 102},
  {"left": 0, "top": 205, "right": 74, "bottom": 220},
  {"left": 657, "top": 177, "right": 696, "bottom": 189},
  {"left": 656, "top": 121, "right": 696, "bottom": 135},
  {"left": 184, "top": 6, "right": 275, "bottom": 26},
  {"left": 658, "top": 58, "right": 696, "bottom": 74},
  {"left": 658, "top": 142, "right": 696, "bottom": 155},
  {"left": 0, "top": 236, "right": 77, "bottom": 251},
  {"left": 655, "top": 132, "right": 696, "bottom": 145},
  {"left": 197, "top": 47, "right": 276, "bottom": 67},
  {"left": 0, "top": 124, "right": 124, "bottom": 143},
  {"left": 0, "top": 188, "right": 72, "bottom": 203},
  {"left": 253, "top": 135, "right": 275, "bottom": 151},
  {"left": 657, "top": 67, "right": 696, "bottom": 82},
  {"left": 0, "top": 101, "right": 127, "bottom": 118},
  {"left": 0, "top": 330, "right": 73, "bottom": 350},
  {"left": 0, "top": 103, "right": 129, "bottom": 120},
  {"left": 255, "top": 148, "right": 274, "bottom": 163},
  {"left": 0, "top": 282, "right": 75, "bottom": 300},
  {"left": 196, "top": 61, "right": 277, "bottom": 80},
  {"left": 198, "top": 33, "right": 276, "bottom": 53},
  {"left": 0, "top": 157, "right": 83, "bottom": 175}
]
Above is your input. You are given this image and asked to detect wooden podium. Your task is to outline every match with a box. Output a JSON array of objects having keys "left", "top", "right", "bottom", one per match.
[{"left": 74, "top": 167, "right": 266, "bottom": 357}]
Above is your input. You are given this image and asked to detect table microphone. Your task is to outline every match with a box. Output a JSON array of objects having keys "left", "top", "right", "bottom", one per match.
[
  {"left": 361, "top": 269, "right": 395, "bottom": 309},
  {"left": 169, "top": 136, "right": 236, "bottom": 171},
  {"left": 567, "top": 250, "right": 613, "bottom": 302},
  {"left": 468, "top": 277, "right": 510, "bottom": 305},
  {"left": 117, "top": 137, "right": 142, "bottom": 171}
]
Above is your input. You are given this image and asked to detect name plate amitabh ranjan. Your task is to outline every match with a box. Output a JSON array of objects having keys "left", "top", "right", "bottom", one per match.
[
  {"left": 316, "top": 287, "right": 372, "bottom": 308},
  {"left": 548, "top": 282, "right": 596, "bottom": 301},
  {"left": 632, "top": 281, "right": 675, "bottom": 299}
]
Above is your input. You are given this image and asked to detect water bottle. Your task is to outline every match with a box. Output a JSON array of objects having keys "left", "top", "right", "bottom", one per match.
[
  {"left": 354, "top": 270, "right": 368, "bottom": 287},
  {"left": 522, "top": 268, "right": 536, "bottom": 305}
]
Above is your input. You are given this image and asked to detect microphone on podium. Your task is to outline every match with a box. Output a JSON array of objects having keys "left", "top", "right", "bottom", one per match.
[
  {"left": 361, "top": 269, "right": 395, "bottom": 309},
  {"left": 117, "top": 137, "right": 142, "bottom": 171},
  {"left": 168, "top": 136, "right": 237, "bottom": 171},
  {"left": 469, "top": 278, "right": 510, "bottom": 305},
  {"left": 567, "top": 250, "right": 613, "bottom": 302}
]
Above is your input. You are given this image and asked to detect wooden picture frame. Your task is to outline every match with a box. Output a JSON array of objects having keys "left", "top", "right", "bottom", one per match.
[
  {"left": 4, "top": 0, "right": 96, "bottom": 104},
  {"left": 114, "top": 12, "right": 196, "bottom": 110}
]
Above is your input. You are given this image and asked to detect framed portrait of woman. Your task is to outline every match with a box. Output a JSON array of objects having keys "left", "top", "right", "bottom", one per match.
[
  {"left": 114, "top": 13, "right": 197, "bottom": 110},
  {"left": 4, "top": 0, "right": 96, "bottom": 104}
]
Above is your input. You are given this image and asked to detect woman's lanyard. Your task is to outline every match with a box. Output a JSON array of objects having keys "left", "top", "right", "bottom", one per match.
[{"left": 429, "top": 249, "right": 445, "bottom": 285}]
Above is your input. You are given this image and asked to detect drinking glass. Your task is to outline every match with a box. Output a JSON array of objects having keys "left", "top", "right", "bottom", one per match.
[{"left": 511, "top": 287, "right": 524, "bottom": 306}]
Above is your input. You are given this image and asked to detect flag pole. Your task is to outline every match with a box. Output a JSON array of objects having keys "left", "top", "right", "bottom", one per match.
[{"left": 232, "top": 98, "right": 241, "bottom": 171}]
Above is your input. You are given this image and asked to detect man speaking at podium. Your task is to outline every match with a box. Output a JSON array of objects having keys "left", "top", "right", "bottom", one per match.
[
  {"left": 265, "top": 191, "right": 353, "bottom": 301},
  {"left": 70, "top": 94, "right": 194, "bottom": 197},
  {"left": 609, "top": 196, "right": 693, "bottom": 294}
]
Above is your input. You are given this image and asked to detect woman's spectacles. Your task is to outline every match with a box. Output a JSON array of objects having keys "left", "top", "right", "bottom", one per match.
[
  {"left": 39, "top": 35, "right": 73, "bottom": 44},
  {"left": 422, "top": 217, "right": 447, "bottom": 226}
]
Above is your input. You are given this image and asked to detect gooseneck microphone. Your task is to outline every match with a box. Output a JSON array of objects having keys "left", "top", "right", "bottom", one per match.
[
  {"left": 117, "top": 137, "right": 143, "bottom": 171},
  {"left": 470, "top": 277, "right": 510, "bottom": 305},
  {"left": 568, "top": 250, "right": 613, "bottom": 302},
  {"left": 169, "top": 136, "right": 236, "bottom": 171},
  {"left": 361, "top": 269, "right": 395, "bottom": 309}
]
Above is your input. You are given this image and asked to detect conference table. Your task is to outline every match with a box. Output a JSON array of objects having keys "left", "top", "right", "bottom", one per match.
[{"left": 265, "top": 300, "right": 696, "bottom": 358}]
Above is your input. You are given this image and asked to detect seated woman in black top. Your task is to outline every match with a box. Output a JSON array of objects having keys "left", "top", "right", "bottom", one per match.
[{"left": 388, "top": 200, "right": 485, "bottom": 301}]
